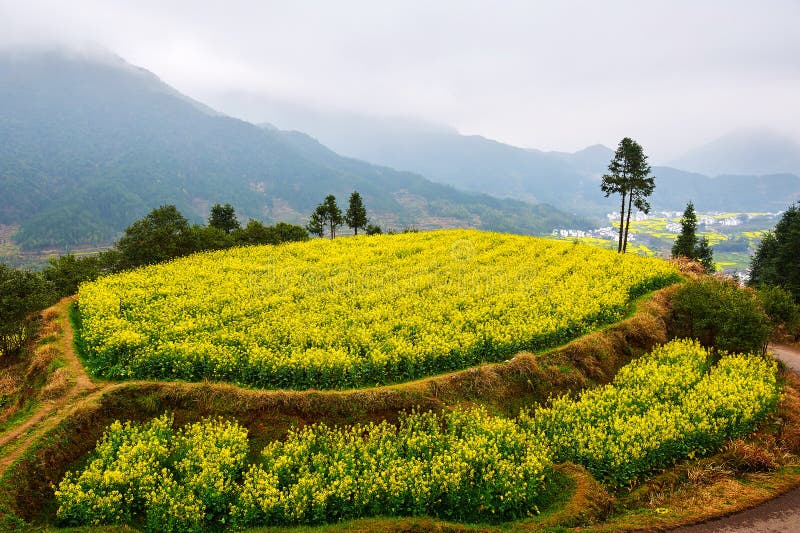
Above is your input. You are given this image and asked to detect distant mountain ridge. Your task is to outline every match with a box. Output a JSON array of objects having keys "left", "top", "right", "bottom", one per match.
[
  {"left": 212, "top": 92, "right": 800, "bottom": 215},
  {"left": 0, "top": 48, "right": 587, "bottom": 249},
  {"left": 668, "top": 129, "right": 800, "bottom": 177}
]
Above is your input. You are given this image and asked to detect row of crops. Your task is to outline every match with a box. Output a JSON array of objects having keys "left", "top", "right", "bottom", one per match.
[
  {"left": 55, "top": 340, "right": 780, "bottom": 531},
  {"left": 76, "top": 230, "right": 680, "bottom": 389}
]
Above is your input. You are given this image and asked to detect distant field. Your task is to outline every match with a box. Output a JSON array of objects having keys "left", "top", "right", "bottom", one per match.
[
  {"left": 76, "top": 230, "right": 680, "bottom": 389},
  {"left": 552, "top": 212, "right": 780, "bottom": 273}
]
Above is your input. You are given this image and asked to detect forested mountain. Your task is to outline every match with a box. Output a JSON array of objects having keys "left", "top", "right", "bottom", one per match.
[
  {"left": 208, "top": 93, "right": 800, "bottom": 215},
  {"left": 0, "top": 49, "right": 586, "bottom": 249}
]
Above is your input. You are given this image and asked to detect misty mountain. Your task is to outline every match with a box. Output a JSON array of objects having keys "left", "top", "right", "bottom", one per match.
[
  {"left": 0, "top": 49, "right": 588, "bottom": 249},
  {"left": 668, "top": 129, "right": 800, "bottom": 177},
  {"left": 212, "top": 93, "right": 800, "bottom": 214}
]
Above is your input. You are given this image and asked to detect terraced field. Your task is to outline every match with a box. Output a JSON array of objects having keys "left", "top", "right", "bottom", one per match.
[{"left": 76, "top": 230, "right": 679, "bottom": 389}]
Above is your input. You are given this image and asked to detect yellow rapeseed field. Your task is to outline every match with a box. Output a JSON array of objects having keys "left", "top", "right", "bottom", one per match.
[
  {"left": 54, "top": 340, "right": 779, "bottom": 530},
  {"left": 77, "top": 229, "right": 680, "bottom": 388}
]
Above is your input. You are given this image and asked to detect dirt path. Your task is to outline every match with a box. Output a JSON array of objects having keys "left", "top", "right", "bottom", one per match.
[
  {"left": 674, "top": 343, "right": 800, "bottom": 532},
  {"left": 0, "top": 298, "right": 103, "bottom": 476}
]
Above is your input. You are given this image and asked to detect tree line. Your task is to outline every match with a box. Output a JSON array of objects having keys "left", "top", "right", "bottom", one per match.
[{"left": 307, "top": 191, "right": 381, "bottom": 238}]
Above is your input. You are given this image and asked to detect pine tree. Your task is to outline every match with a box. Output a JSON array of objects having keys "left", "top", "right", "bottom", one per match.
[
  {"left": 601, "top": 137, "right": 656, "bottom": 253},
  {"left": 306, "top": 195, "right": 344, "bottom": 239},
  {"left": 672, "top": 202, "right": 715, "bottom": 272},
  {"left": 749, "top": 203, "right": 800, "bottom": 300},
  {"left": 345, "top": 191, "right": 369, "bottom": 235},
  {"left": 672, "top": 202, "right": 698, "bottom": 258},
  {"left": 696, "top": 237, "right": 715, "bottom": 272},
  {"left": 323, "top": 195, "right": 343, "bottom": 239}
]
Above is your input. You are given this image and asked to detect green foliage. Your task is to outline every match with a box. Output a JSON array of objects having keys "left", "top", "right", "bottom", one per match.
[
  {"left": 695, "top": 236, "right": 715, "bottom": 272},
  {"left": 757, "top": 285, "right": 800, "bottom": 334},
  {"left": 0, "top": 264, "right": 54, "bottom": 355},
  {"left": 235, "top": 220, "right": 309, "bottom": 246},
  {"left": 365, "top": 223, "right": 383, "bottom": 235},
  {"left": 523, "top": 339, "right": 779, "bottom": 487},
  {"left": 208, "top": 203, "right": 241, "bottom": 234},
  {"left": 115, "top": 205, "right": 194, "bottom": 269},
  {"left": 43, "top": 253, "right": 116, "bottom": 298},
  {"left": 344, "top": 191, "right": 369, "bottom": 235},
  {"left": 600, "top": 137, "right": 656, "bottom": 253},
  {"left": 671, "top": 278, "right": 770, "bottom": 354},
  {"left": 188, "top": 225, "right": 235, "bottom": 252},
  {"left": 671, "top": 202, "right": 714, "bottom": 272},
  {"left": 307, "top": 195, "right": 344, "bottom": 239},
  {"left": 750, "top": 203, "right": 800, "bottom": 301},
  {"left": 672, "top": 202, "right": 698, "bottom": 258}
]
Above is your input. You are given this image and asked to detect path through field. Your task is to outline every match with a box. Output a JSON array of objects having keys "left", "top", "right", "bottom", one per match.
[
  {"left": 674, "top": 343, "right": 800, "bottom": 532},
  {"left": 0, "top": 298, "right": 104, "bottom": 477}
]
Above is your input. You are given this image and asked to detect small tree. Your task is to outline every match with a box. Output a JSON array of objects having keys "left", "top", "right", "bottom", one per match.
[
  {"left": 344, "top": 191, "right": 369, "bottom": 235},
  {"left": 307, "top": 195, "right": 343, "bottom": 239},
  {"left": 208, "top": 203, "right": 241, "bottom": 234},
  {"left": 601, "top": 137, "right": 655, "bottom": 253},
  {"left": 671, "top": 202, "right": 714, "bottom": 272}
]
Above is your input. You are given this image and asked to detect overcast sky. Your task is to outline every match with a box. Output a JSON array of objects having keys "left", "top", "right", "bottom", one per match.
[{"left": 1, "top": 0, "right": 799, "bottom": 160}]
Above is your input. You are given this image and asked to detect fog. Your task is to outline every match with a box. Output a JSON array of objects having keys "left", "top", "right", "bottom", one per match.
[{"left": 2, "top": 0, "right": 799, "bottom": 161}]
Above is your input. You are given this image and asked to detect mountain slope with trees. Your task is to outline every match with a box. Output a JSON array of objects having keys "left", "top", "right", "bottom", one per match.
[
  {"left": 209, "top": 96, "right": 800, "bottom": 215},
  {"left": 0, "top": 49, "right": 585, "bottom": 249}
]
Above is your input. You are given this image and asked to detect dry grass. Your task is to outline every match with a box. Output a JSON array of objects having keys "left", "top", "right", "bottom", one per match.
[
  {"left": 26, "top": 344, "right": 59, "bottom": 376},
  {"left": 670, "top": 257, "right": 709, "bottom": 279},
  {"left": 40, "top": 368, "right": 72, "bottom": 401}
]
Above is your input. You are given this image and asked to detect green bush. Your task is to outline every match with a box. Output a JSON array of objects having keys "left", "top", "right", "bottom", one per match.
[{"left": 671, "top": 278, "right": 771, "bottom": 354}]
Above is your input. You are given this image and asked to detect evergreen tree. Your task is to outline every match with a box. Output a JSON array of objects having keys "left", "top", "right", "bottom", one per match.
[
  {"left": 696, "top": 237, "right": 715, "bottom": 273},
  {"left": 750, "top": 203, "right": 800, "bottom": 301},
  {"left": 671, "top": 202, "right": 715, "bottom": 272},
  {"left": 601, "top": 137, "right": 656, "bottom": 253},
  {"left": 306, "top": 210, "right": 325, "bottom": 238},
  {"left": 208, "top": 203, "right": 241, "bottom": 234},
  {"left": 345, "top": 191, "right": 369, "bottom": 235},
  {"left": 672, "top": 202, "right": 698, "bottom": 258},
  {"left": 307, "top": 195, "right": 344, "bottom": 239}
]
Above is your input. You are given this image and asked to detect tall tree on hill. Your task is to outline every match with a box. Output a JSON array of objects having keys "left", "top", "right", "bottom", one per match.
[
  {"left": 601, "top": 138, "right": 656, "bottom": 253},
  {"left": 307, "top": 195, "right": 344, "bottom": 239},
  {"left": 208, "top": 203, "right": 241, "bottom": 234},
  {"left": 671, "top": 202, "right": 715, "bottom": 272},
  {"left": 750, "top": 203, "right": 800, "bottom": 301},
  {"left": 345, "top": 191, "right": 369, "bottom": 235}
]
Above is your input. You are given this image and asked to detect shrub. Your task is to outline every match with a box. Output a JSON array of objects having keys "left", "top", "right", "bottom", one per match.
[{"left": 671, "top": 278, "right": 771, "bottom": 354}]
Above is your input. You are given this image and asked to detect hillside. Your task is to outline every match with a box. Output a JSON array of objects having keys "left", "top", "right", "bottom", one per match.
[
  {"left": 208, "top": 94, "right": 800, "bottom": 214},
  {"left": 0, "top": 49, "right": 585, "bottom": 249}
]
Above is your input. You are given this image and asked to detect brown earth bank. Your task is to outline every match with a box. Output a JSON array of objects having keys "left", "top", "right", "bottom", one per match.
[{"left": 5, "top": 286, "right": 800, "bottom": 532}]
